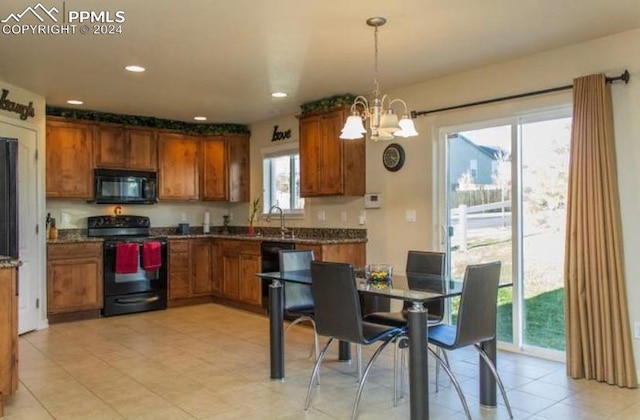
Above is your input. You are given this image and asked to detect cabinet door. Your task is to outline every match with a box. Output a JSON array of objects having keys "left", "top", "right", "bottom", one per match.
[
  {"left": 47, "top": 256, "right": 103, "bottom": 314},
  {"left": 299, "top": 115, "right": 321, "bottom": 197},
  {"left": 201, "top": 136, "right": 227, "bottom": 200},
  {"left": 191, "top": 239, "right": 212, "bottom": 295},
  {"left": 222, "top": 254, "right": 240, "bottom": 299},
  {"left": 211, "top": 241, "right": 222, "bottom": 294},
  {"left": 128, "top": 129, "right": 157, "bottom": 171},
  {"left": 168, "top": 242, "right": 190, "bottom": 299},
  {"left": 227, "top": 134, "right": 250, "bottom": 202},
  {"left": 238, "top": 253, "right": 261, "bottom": 305},
  {"left": 319, "top": 110, "right": 345, "bottom": 195},
  {"left": 95, "top": 125, "right": 127, "bottom": 169},
  {"left": 46, "top": 120, "right": 94, "bottom": 198},
  {"left": 0, "top": 268, "right": 18, "bottom": 398},
  {"left": 158, "top": 133, "right": 199, "bottom": 200}
]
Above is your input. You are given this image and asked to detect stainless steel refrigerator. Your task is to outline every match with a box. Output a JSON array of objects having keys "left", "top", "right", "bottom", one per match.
[{"left": 0, "top": 137, "right": 18, "bottom": 258}]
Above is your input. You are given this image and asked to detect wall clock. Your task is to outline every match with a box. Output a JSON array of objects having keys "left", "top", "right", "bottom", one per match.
[{"left": 382, "top": 143, "right": 405, "bottom": 172}]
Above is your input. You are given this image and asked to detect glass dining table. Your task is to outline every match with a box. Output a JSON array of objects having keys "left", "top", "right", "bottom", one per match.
[{"left": 256, "top": 270, "right": 511, "bottom": 420}]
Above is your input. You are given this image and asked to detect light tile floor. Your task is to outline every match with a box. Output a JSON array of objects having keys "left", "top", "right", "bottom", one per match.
[{"left": 3, "top": 303, "right": 640, "bottom": 419}]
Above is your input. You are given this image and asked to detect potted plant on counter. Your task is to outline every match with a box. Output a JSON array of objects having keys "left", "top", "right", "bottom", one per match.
[{"left": 248, "top": 197, "right": 260, "bottom": 236}]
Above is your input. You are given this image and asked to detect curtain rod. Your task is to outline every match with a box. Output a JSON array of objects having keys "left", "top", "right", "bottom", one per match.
[{"left": 410, "top": 69, "right": 630, "bottom": 118}]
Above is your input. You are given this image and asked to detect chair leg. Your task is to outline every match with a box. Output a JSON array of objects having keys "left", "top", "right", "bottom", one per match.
[
  {"left": 285, "top": 316, "right": 320, "bottom": 384},
  {"left": 351, "top": 335, "right": 398, "bottom": 420},
  {"left": 473, "top": 344, "right": 514, "bottom": 419},
  {"left": 356, "top": 344, "right": 362, "bottom": 382},
  {"left": 428, "top": 347, "right": 472, "bottom": 420},
  {"left": 393, "top": 335, "right": 408, "bottom": 406},
  {"left": 304, "top": 338, "right": 334, "bottom": 410}
]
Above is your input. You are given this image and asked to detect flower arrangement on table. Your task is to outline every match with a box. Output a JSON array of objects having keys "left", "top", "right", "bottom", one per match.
[{"left": 365, "top": 264, "right": 393, "bottom": 289}]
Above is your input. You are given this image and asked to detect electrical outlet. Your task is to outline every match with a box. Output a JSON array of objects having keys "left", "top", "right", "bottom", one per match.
[
  {"left": 341, "top": 211, "right": 348, "bottom": 223},
  {"left": 635, "top": 322, "right": 640, "bottom": 339}
]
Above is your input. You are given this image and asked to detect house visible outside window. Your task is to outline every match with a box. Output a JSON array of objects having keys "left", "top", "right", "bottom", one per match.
[
  {"left": 262, "top": 151, "right": 304, "bottom": 214},
  {"left": 469, "top": 159, "right": 478, "bottom": 179}
]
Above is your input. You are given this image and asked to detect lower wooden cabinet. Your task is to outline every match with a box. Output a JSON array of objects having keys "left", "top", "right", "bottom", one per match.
[
  {"left": 221, "top": 240, "right": 262, "bottom": 306},
  {"left": 296, "top": 242, "right": 366, "bottom": 267},
  {"left": 168, "top": 239, "right": 218, "bottom": 302},
  {"left": 47, "top": 242, "right": 103, "bottom": 315},
  {"left": 0, "top": 267, "right": 18, "bottom": 417}
]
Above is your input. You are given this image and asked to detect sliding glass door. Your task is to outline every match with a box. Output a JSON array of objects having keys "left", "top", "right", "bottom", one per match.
[{"left": 437, "top": 109, "right": 571, "bottom": 357}]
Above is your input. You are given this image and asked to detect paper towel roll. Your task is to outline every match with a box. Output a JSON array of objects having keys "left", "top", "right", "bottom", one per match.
[{"left": 204, "top": 211, "right": 210, "bottom": 224}]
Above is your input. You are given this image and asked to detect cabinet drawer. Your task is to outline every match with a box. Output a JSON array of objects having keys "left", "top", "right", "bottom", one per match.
[
  {"left": 221, "top": 240, "right": 260, "bottom": 255},
  {"left": 48, "top": 242, "right": 102, "bottom": 260},
  {"left": 169, "top": 240, "right": 189, "bottom": 253}
]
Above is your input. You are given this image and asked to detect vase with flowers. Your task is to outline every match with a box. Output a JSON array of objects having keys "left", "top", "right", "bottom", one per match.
[{"left": 247, "top": 197, "right": 260, "bottom": 235}]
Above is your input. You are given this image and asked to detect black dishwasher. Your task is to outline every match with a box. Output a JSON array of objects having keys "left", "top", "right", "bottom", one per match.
[{"left": 261, "top": 241, "right": 296, "bottom": 308}]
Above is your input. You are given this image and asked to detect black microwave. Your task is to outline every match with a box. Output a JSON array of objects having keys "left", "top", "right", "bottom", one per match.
[{"left": 94, "top": 169, "right": 158, "bottom": 204}]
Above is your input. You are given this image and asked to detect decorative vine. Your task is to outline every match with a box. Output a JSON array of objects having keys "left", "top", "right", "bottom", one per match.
[
  {"left": 300, "top": 94, "right": 356, "bottom": 115},
  {"left": 46, "top": 106, "right": 250, "bottom": 135}
]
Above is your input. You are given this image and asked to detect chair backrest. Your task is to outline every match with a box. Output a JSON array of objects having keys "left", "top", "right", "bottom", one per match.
[
  {"left": 279, "top": 250, "right": 314, "bottom": 272},
  {"left": 279, "top": 250, "right": 315, "bottom": 312},
  {"left": 454, "top": 261, "right": 502, "bottom": 347},
  {"left": 405, "top": 251, "right": 446, "bottom": 319},
  {"left": 311, "top": 261, "right": 365, "bottom": 344}
]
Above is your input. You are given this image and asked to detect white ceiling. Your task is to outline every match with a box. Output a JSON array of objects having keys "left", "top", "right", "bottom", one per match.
[{"left": 1, "top": 0, "right": 639, "bottom": 125}]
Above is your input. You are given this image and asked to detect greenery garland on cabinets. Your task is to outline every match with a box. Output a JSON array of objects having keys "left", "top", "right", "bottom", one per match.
[
  {"left": 300, "top": 94, "right": 356, "bottom": 115},
  {"left": 46, "top": 106, "right": 250, "bottom": 135}
]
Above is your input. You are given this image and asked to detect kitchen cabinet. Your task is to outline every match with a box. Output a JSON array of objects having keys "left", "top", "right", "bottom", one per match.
[
  {"left": 46, "top": 118, "right": 95, "bottom": 199},
  {"left": 168, "top": 239, "right": 218, "bottom": 302},
  {"left": 47, "top": 242, "right": 103, "bottom": 315},
  {"left": 158, "top": 133, "right": 199, "bottom": 200},
  {"left": 298, "top": 105, "right": 365, "bottom": 197},
  {"left": 0, "top": 267, "right": 18, "bottom": 417},
  {"left": 95, "top": 124, "right": 157, "bottom": 171},
  {"left": 221, "top": 240, "right": 261, "bottom": 306},
  {"left": 295, "top": 242, "right": 366, "bottom": 267},
  {"left": 200, "top": 134, "right": 250, "bottom": 202}
]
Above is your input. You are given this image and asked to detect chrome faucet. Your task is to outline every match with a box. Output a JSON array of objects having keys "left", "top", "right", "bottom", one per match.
[{"left": 266, "top": 205, "right": 291, "bottom": 238}]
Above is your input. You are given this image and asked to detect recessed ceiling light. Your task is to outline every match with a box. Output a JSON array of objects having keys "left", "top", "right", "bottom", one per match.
[
  {"left": 271, "top": 92, "right": 288, "bottom": 98},
  {"left": 125, "top": 65, "right": 146, "bottom": 73},
  {"left": 193, "top": 116, "right": 207, "bottom": 121},
  {"left": 66, "top": 99, "right": 83, "bottom": 105}
]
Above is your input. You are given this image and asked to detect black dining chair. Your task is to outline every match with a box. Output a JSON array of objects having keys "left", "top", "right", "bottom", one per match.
[
  {"left": 305, "top": 261, "right": 404, "bottom": 420},
  {"left": 279, "top": 250, "right": 318, "bottom": 361},
  {"left": 428, "top": 261, "right": 513, "bottom": 419}
]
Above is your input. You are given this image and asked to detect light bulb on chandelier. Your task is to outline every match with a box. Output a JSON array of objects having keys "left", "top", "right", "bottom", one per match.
[{"left": 340, "top": 17, "right": 419, "bottom": 141}]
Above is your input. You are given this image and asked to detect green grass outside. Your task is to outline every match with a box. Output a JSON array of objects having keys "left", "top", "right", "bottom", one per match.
[{"left": 452, "top": 287, "right": 566, "bottom": 351}]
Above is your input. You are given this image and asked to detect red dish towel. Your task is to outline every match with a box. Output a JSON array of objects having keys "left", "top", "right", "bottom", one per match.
[
  {"left": 142, "top": 241, "right": 162, "bottom": 270},
  {"left": 115, "top": 243, "right": 139, "bottom": 274}
]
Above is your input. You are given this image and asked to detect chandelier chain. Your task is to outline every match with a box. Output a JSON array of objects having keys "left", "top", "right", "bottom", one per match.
[{"left": 373, "top": 25, "right": 380, "bottom": 98}]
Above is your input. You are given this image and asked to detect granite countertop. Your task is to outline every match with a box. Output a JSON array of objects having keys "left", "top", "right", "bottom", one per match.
[
  {"left": 0, "top": 255, "right": 22, "bottom": 269},
  {"left": 163, "top": 233, "right": 367, "bottom": 245},
  {"left": 48, "top": 227, "right": 367, "bottom": 245}
]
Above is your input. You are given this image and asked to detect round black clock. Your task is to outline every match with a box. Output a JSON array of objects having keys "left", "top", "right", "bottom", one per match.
[{"left": 382, "top": 143, "right": 405, "bottom": 172}]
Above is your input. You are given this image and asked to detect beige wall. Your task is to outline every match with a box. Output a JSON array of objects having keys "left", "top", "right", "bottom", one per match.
[{"left": 249, "top": 28, "right": 640, "bottom": 368}]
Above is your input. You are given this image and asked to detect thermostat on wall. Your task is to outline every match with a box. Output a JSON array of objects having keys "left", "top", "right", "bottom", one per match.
[{"left": 364, "top": 193, "right": 382, "bottom": 209}]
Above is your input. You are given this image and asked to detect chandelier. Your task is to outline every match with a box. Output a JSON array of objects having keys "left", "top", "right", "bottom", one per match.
[{"left": 340, "top": 17, "right": 419, "bottom": 141}]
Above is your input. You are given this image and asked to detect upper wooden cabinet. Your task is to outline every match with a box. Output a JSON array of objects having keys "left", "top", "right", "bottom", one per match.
[
  {"left": 200, "top": 134, "right": 250, "bottom": 202},
  {"left": 94, "top": 124, "right": 157, "bottom": 171},
  {"left": 298, "top": 105, "right": 365, "bottom": 197},
  {"left": 158, "top": 133, "right": 199, "bottom": 200},
  {"left": 46, "top": 118, "right": 94, "bottom": 199}
]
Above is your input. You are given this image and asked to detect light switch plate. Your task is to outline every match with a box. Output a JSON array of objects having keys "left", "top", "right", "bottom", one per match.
[
  {"left": 406, "top": 210, "right": 417, "bottom": 222},
  {"left": 317, "top": 210, "right": 326, "bottom": 222},
  {"left": 341, "top": 211, "right": 348, "bottom": 222}
]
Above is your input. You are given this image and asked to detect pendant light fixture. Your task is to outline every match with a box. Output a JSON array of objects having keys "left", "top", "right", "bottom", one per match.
[{"left": 340, "top": 17, "right": 419, "bottom": 141}]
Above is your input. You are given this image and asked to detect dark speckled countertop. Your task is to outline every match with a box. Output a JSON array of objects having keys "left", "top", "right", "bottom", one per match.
[
  {"left": 48, "top": 226, "right": 367, "bottom": 245},
  {"left": 0, "top": 255, "right": 22, "bottom": 269}
]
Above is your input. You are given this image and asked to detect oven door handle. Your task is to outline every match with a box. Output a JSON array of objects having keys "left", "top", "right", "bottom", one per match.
[{"left": 115, "top": 296, "right": 160, "bottom": 305}]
